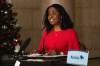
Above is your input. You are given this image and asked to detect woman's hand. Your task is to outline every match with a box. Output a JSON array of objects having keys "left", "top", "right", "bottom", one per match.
[
  {"left": 44, "top": 50, "right": 64, "bottom": 55},
  {"left": 29, "top": 49, "right": 38, "bottom": 54},
  {"left": 44, "top": 50, "right": 57, "bottom": 55}
]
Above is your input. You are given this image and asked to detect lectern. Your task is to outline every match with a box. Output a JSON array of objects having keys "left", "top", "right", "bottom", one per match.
[{"left": 1, "top": 54, "right": 75, "bottom": 66}]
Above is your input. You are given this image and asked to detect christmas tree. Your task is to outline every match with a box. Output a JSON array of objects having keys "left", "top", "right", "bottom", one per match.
[{"left": 0, "top": 0, "right": 21, "bottom": 55}]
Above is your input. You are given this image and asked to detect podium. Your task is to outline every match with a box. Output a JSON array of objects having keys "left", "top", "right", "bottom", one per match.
[
  {"left": 1, "top": 55, "right": 75, "bottom": 66},
  {"left": 19, "top": 55, "right": 74, "bottom": 66}
]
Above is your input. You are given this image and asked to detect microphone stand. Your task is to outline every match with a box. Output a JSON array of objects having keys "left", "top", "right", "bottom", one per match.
[{"left": 13, "top": 37, "right": 31, "bottom": 66}]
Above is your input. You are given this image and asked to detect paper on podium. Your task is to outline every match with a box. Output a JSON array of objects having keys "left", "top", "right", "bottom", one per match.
[
  {"left": 26, "top": 53, "right": 42, "bottom": 57},
  {"left": 25, "top": 53, "right": 67, "bottom": 58},
  {"left": 23, "top": 54, "right": 67, "bottom": 60},
  {"left": 67, "top": 50, "right": 89, "bottom": 66}
]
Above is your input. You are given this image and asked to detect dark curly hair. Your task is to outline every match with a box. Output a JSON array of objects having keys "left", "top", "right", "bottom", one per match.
[{"left": 43, "top": 4, "right": 73, "bottom": 32}]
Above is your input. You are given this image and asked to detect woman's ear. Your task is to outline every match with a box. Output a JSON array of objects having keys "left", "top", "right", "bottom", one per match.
[
  {"left": 60, "top": 16, "right": 63, "bottom": 23},
  {"left": 60, "top": 16, "right": 62, "bottom": 19}
]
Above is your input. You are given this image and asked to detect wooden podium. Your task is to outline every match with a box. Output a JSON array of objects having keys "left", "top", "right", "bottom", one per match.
[
  {"left": 1, "top": 54, "right": 75, "bottom": 66},
  {"left": 19, "top": 54, "right": 75, "bottom": 66}
]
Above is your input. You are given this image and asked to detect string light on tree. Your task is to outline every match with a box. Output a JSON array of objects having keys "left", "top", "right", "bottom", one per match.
[{"left": 6, "top": 0, "right": 12, "bottom": 4}]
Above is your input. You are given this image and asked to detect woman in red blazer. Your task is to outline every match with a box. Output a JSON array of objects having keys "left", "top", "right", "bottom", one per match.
[{"left": 38, "top": 4, "right": 80, "bottom": 55}]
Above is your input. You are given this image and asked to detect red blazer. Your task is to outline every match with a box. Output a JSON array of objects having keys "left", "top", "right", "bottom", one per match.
[{"left": 38, "top": 29, "right": 80, "bottom": 54}]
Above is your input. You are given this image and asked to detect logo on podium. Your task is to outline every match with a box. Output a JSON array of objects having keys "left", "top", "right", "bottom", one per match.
[{"left": 67, "top": 51, "right": 89, "bottom": 66}]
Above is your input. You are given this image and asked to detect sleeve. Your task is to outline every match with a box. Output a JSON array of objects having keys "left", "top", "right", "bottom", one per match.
[
  {"left": 67, "top": 29, "right": 80, "bottom": 50},
  {"left": 38, "top": 31, "right": 47, "bottom": 54}
]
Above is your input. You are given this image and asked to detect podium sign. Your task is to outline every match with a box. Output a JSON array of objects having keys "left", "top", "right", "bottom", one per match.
[{"left": 67, "top": 51, "right": 89, "bottom": 66}]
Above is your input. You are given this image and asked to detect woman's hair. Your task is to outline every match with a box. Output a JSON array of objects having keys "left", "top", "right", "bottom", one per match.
[{"left": 43, "top": 4, "right": 73, "bottom": 32}]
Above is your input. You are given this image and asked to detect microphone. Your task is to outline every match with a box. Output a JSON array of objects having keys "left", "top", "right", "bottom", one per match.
[{"left": 17, "top": 37, "right": 31, "bottom": 55}]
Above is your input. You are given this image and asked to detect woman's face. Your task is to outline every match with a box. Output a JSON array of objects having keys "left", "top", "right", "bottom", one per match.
[{"left": 48, "top": 7, "right": 61, "bottom": 26}]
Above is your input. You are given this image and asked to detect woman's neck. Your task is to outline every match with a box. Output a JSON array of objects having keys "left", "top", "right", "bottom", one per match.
[{"left": 53, "top": 25, "right": 61, "bottom": 31}]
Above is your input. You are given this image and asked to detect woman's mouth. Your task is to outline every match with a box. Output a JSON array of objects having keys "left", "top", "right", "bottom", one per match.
[{"left": 50, "top": 19, "right": 55, "bottom": 22}]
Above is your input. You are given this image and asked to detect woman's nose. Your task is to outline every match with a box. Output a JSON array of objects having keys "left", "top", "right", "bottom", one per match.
[
  {"left": 49, "top": 15, "right": 54, "bottom": 19},
  {"left": 49, "top": 15, "right": 52, "bottom": 18}
]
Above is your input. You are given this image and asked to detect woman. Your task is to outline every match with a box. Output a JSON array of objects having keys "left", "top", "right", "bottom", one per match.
[{"left": 38, "top": 4, "right": 80, "bottom": 55}]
